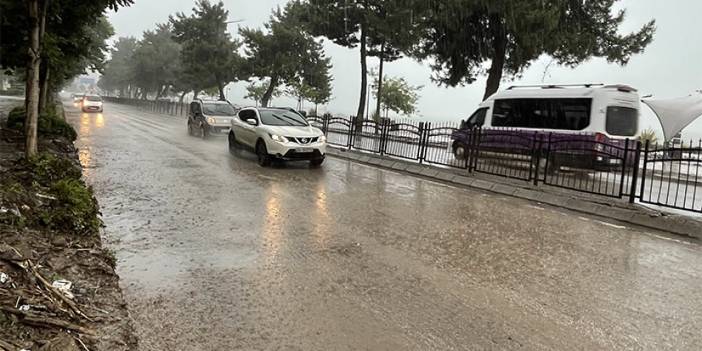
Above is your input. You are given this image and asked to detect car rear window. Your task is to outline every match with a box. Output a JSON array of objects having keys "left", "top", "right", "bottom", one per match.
[
  {"left": 203, "top": 103, "right": 236, "bottom": 116},
  {"left": 85, "top": 96, "right": 102, "bottom": 102},
  {"left": 606, "top": 107, "right": 638, "bottom": 136}
]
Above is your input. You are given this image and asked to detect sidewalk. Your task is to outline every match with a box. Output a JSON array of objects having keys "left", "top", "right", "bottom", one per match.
[{"left": 327, "top": 147, "right": 702, "bottom": 239}]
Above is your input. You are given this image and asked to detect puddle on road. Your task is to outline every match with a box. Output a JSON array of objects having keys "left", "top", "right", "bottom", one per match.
[{"left": 117, "top": 247, "right": 257, "bottom": 295}]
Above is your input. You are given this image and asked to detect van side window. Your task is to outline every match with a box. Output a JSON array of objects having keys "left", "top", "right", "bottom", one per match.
[{"left": 492, "top": 98, "right": 591, "bottom": 130}]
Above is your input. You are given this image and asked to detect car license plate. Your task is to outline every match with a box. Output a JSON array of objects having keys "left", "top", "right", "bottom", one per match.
[{"left": 295, "top": 148, "right": 313, "bottom": 153}]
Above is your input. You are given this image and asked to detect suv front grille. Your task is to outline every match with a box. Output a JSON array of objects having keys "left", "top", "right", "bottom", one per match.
[{"left": 289, "top": 137, "right": 319, "bottom": 145}]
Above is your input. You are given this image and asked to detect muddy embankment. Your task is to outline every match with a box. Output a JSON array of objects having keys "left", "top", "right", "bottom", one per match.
[{"left": 0, "top": 99, "right": 137, "bottom": 351}]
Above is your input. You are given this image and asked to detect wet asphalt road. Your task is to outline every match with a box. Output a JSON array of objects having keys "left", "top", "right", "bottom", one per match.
[{"left": 66, "top": 102, "right": 702, "bottom": 351}]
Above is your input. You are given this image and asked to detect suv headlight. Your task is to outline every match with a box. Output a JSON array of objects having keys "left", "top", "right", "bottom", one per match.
[
  {"left": 270, "top": 134, "right": 288, "bottom": 143},
  {"left": 319, "top": 135, "right": 326, "bottom": 143},
  {"left": 207, "top": 117, "right": 216, "bottom": 124}
]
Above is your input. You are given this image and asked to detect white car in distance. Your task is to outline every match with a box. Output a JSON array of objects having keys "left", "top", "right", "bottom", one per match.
[{"left": 229, "top": 107, "right": 327, "bottom": 167}]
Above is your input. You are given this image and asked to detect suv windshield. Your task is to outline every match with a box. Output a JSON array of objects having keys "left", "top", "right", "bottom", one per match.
[
  {"left": 203, "top": 103, "right": 237, "bottom": 116},
  {"left": 85, "top": 95, "right": 101, "bottom": 102},
  {"left": 259, "top": 110, "right": 308, "bottom": 127}
]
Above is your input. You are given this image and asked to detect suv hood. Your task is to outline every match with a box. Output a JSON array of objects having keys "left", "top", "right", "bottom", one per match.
[{"left": 263, "top": 125, "right": 323, "bottom": 137}]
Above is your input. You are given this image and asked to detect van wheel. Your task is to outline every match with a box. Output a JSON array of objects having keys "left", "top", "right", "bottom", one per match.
[
  {"left": 256, "top": 141, "right": 271, "bottom": 167},
  {"left": 453, "top": 142, "right": 468, "bottom": 160}
]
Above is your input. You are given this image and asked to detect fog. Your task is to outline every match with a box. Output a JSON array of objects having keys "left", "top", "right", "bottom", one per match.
[{"left": 108, "top": 0, "right": 702, "bottom": 141}]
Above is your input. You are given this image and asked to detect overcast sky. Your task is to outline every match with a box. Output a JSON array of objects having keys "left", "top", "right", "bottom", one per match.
[{"left": 107, "top": 0, "right": 702, "bottom": 140}]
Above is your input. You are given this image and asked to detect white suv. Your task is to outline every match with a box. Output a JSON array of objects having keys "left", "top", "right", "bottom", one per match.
[{"left": 229, "top": 107, "right": 327, "bottom": 167}]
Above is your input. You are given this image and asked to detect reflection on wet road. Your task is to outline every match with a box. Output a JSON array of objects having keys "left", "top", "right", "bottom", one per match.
[{"left": 68, "top": 103, "right": 702, "bottom": 350}]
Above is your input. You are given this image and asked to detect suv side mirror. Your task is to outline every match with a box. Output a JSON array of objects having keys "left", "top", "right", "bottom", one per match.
[{"left": 246, "top": 119, "right": 257, "bottom": 126}]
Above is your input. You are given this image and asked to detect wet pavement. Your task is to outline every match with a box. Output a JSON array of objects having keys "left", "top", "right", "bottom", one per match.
[{"left": 67, "top": 102, "right": 702, "bottom": 350}]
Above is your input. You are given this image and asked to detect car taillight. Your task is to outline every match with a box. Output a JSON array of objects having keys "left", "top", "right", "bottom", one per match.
[{"left": 595, "top": 133, "right": 607, "bottom": 152}]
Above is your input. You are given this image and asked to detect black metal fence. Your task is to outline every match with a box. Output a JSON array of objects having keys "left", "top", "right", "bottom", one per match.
[
  {"left": 104, "top": 98, "right": 702, "bottom": 215},
  {"left": 103, "top": 96, "right": 189, "bottom": 117},
  {"left": 639, "top": 141, "right": 702, "bottom": 212}
]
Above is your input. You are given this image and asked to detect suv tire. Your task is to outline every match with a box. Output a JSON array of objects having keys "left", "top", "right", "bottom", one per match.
[
  {"left": 256, "top": 140, "right": 271, "bottom": 167},
  {"left": 310, "top": 157, "right": 325, "bottom": 168},
  {"left": 228, "top": 131, "right": 241, "bottom": 153}
]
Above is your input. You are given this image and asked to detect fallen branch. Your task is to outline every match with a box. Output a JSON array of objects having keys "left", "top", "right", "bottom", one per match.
[
  {"left": 27, "top": 261, "right": 92, "bottom": 322},
  {"left": 0, "top": 306, "right": 95, "bottom": 336},
  {"left": 0, "top": 339, "right": 20, "bottom": 351}
]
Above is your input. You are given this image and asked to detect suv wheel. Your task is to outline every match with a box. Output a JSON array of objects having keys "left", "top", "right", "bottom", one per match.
[
  {"left": 310, "top": 157, "right": 325, "bottom": 168},
  {"left": 256, "top": 141, "right": 271, "bottom": 167}
]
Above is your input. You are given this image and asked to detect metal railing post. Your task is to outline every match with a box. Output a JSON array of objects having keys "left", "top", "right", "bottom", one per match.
[
  {"left": 348, "top": 116, "right": 355, "bottom": 150},
  {"left": 628, "top": 141, "right": 642, "bottom": 203},
  {"left": 542, "top": 133, "right": 553, "bottom": 184},
  {"left": 419, "top": 122, "right": 429, "bottom": 163},
  {"left": 532, "top": 134, "right": 543, "bottom": 186},
  {"left": 639, "top": 140, "right": 650, "bottom": 201},
  {"left": 619, "top": 139, "right": 630, "bottom": 197}
]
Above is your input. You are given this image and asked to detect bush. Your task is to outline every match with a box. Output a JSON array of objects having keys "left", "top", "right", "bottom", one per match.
[
  {"left": 6, "top": 106, "right": 77, "bottom": 142},
  {"left": 39, "top": 178, "right": 102, "bottom": 234},
  {"left": 28, "top": 153, "right": 82, "bottom": 186}
]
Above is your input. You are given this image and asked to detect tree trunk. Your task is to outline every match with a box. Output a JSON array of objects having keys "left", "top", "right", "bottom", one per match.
[
  {"left": 25, "top": 0, "right": 42, "bottom": 158},
  {"left": 215, "top": 73, "right": 226, "bottom": 101},
  {"left": 483, "top": 15, "right": 507, "bottom": 101},
  {"left": 356, "top": 22, "right": 368, "bottom": 123},
  {"left": 261, "top": 75, "right": 279, "bottom": 107},
  {"left": 374, "top": 42, "right": 385, "bottom": 121},
  {"left": 179, "top": 91, "right": 187, "bottom": 104},
  {"left": 38, "top": 62, "right": 50, "bottom": 113},
  {"left": 193, "top": 90, "right": 199, "bottom": 100}
]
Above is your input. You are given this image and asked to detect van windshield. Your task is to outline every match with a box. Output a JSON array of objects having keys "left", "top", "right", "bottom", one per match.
[{"left": 606, "top": 107, "right": 638, "bottom": 136}]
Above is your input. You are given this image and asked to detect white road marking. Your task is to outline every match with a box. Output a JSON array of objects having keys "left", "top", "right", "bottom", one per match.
[
  {"left": 526, "top": 205, "right": 545, "bottom": 211},
  {"left": 595, "top": 220, "right": 626, "bottom": 229},
  {"left": 644, "top": 232, "right": 696, "bottom": 246},
  {"left": 578, "top": 217, "right": 591, "bottom": 222}
]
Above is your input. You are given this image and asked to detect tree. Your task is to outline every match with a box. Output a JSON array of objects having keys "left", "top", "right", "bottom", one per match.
[
  {"left": 43, "top": 16, "right": 114, "bottom": 107},
  {"left": 414, "top": 0, "right": 656, "bottom": 100},
  {"left": 372, "top": 76, "right": 420, "bottom": 118},
  {"left": 98, "top": 37, "right": 138, "bottom": 97},
  {"left": 240, "top": 4, "right": 330, "bottom": 107},
  {"left": 245, "top": 80, "right": 281, "bottom": 106},
  {"left": 131, "top": 23, "right": 181, "bottom": 99},
  {"left": 170, "top": 0, "right": 244, "bottom": 101},
  {"left": 285, "top": 41, "right": 333, "bottom": 114},
  {"left": 0, "top": 0, "right": 132, "bottom": 157},
  {"left": 293, "top": 0, "right": 420, "bottom": 121}
]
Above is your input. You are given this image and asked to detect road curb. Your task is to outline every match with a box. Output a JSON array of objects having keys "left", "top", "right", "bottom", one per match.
[{"left": 327, "top": 147, "right": 702, "bottom": 240}]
